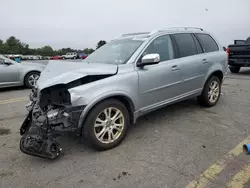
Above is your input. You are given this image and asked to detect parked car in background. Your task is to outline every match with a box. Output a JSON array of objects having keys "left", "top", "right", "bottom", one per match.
[
  {"left": 41, "top": 56, "right": 47, "bottom": 60},
  {"left": 50, "top": 55, "right": 62, "bottom": 60},
  {"left": 5, "top": 54, "right": 15, "bottom": 60},
  {"left": 227, "top": 37, "right": 250, "bottom": 73},
  {"left": 36, "top": 55, "right": 43, "bottom": 60},
  {"left": 20, "top": 27, "right": 227, "bottom": 159},
  {"left": 29, "top": 55, "right": 40, "bottom": 60},
  {"left": 0, "top": 54, "right": 45, "bottom": 88},
  {"left": 22, "top": 55, "right": 31, "bottom": 60},
  {"left": 28, "top": 55, "right": 35, "bottom": 60},
  {"left": 62, "top": 52, "right": 79, "bottom": 59},
  {"left": 21, "top": 55, "right": 29, "bottom": 60},
  {"left": 79, "top": 53, "right": 88, "bottom": 59},
  {"left": 42, "top": 56, "right": 51, "bottom": 60}
]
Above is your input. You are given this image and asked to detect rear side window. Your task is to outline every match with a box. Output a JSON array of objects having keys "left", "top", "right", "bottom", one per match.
[
  {"left": 192, "top": 34, "right": 203, "bottom": 54},
  {"left": 172, "top": 33, "right": 197, "bottom": 58},
  {"left": 195, "top": 33, "right": 219, "bottom": 53}
]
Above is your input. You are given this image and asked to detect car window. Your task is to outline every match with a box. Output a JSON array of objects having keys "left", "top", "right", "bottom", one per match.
[
  {"left": 173, "top": 33, "right": 198, "bottom": 58},
  {"left": 195, "top": 33, "right": 219, "bottom": 53},
  {"left": 141, "top": 35, "right": 174, "bottom": 62},
  {"left": 192, "top": 34, "right": 203, "bottom": 54}
]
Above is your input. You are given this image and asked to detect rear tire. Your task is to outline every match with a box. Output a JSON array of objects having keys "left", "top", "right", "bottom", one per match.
[
  {"left": 197, "top": 76, "right": 221, "bottom": 107},
  {"left": 24, "top": 71, "right": 40, "bottom": 88},
  {"left": 82, "top": 99, "right": 130, "bottom": 151},
  {"left": 229, "top": 66, "right": 240, "bottom": 73}
]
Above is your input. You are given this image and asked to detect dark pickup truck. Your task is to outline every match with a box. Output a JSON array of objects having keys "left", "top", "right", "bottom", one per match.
[{"left": 227, "top": 37, "right": 250, "bottom": 73}]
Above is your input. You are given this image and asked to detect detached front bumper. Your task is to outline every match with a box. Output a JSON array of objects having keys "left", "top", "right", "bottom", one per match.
[
  {"left": 20, "top": 89, "right": 85, "bottom": 159},
  {"left": 20, "top": 110, "right": 62, "bottom": 159}
]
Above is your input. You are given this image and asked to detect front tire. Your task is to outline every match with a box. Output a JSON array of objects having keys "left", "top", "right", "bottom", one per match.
[
  {"left": 229, "top": 66, "right": 240, "bottom": 73},
  {"left": 83, "top": 99, "right": 130, "bottom": 151},
  {"left": 24, "top": 71, "right": 40, "bottom": 88},
  {"left": 197, "top": 76, "right": 221, "bottom": 107}
]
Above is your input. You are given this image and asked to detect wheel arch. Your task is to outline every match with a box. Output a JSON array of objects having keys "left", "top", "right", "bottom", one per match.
[
  {"left": 78, "top": 93, "right": 136, "bottom": 129},
  {"left": 204, "top": 70, "right": 224, "bottom": 86}
]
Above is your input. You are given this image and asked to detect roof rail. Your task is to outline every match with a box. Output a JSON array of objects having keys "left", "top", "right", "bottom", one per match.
[
  {"left": 121, "top": 32, "right": 150, "bottom": 37},
  {"left": 158, "top": 27, "right": 203, "bottom": 32},
  {"left": 149, "top": 27, "right": 204, "bottom": 34}
]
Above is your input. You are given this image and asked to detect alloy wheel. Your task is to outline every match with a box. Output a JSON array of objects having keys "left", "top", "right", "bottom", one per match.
[
  {"left": 208, "top": 80, "right": 220, "bottom": 103},
  {"left": 94, "top": 107, "right": 125, "bottom": 144},
  {"left": 28, "top": 74, "right": 39, "bottom": 87}
]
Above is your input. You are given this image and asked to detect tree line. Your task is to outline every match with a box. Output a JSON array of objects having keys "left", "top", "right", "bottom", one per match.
[{"left": 0, "top": 36, "right": 107, "bottom": 56}]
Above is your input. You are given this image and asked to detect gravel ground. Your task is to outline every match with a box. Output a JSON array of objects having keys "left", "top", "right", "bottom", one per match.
[{"left": 1, "top": 67, "right": 250, "bottom": 188}]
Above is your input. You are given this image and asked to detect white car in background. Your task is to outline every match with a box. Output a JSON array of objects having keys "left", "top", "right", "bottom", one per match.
[{"left": 62, "top": 52, "right": 79, "bottom": 59}]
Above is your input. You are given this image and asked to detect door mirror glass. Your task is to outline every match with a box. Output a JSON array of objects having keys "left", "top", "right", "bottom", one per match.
[{"left": 137, "top": 53, "right": 160, "bottom": 67}]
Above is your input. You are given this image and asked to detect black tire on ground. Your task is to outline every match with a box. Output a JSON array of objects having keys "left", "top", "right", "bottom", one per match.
[
  {"left": 24, "top": 71, "right": 40, "bottom": 88},
  {"left": 229, "top": 66, "right": 241, "bottom": 73},
  {"left": 73, "top": 56, "right": 76, "bottom": 59},
  {"left": 197, "top": 76, "right": 221, "bottom": 107},
  {"left": 82, "top": 99, "right": 130, "bottom": 151}
]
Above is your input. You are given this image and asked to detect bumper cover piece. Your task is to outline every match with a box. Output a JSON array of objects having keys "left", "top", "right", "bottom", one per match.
[{"left": 20, "top": 111, "right": 62, "bottom": 159}]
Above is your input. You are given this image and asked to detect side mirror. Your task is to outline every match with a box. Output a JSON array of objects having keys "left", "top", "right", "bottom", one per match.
[
  {"left": 223, "top": 47, "right": 226, "bottom": 51},
  {"left": 137, "top": 53, "right": 160, "bottom": 67}
]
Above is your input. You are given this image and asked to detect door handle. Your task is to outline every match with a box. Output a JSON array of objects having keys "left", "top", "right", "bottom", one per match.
[
  {"left": 171, "top": 65, "right": 179, "bottom": 71},
  {"left": 202, "top": 59, "right": 208, "bottom": 64}
]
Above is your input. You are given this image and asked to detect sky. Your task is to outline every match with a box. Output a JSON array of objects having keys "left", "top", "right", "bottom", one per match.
[{"left": 1, "top": 0, "right": 250, "bottom": 49}]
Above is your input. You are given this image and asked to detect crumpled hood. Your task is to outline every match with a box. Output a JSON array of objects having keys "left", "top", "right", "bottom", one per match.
[{"left": 36, "top": 61, "right": 118, "bottom": 90}]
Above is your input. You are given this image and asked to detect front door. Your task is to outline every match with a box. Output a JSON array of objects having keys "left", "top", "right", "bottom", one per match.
[
  {"left": 0, "top": 58, "right": 19, "bottom": 87},
  {"left": 136, "top": 34, "right": 182, "bottom": 113}
]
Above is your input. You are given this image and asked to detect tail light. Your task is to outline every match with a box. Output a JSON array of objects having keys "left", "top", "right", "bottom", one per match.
[{"left": 226, "top": 47, "right": 230, "bottom": 62}]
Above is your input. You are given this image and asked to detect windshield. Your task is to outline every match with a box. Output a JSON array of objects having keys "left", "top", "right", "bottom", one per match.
[
  {"left": 85, "top": 37, "right": 147, "bottom": 64},
  {"left": 0, "top": 55, "right": 16, "bottom": 64}
]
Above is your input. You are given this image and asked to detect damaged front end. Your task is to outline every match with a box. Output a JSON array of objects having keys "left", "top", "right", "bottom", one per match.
[
  {"left": 19, "top": 61, "right": 118, "bottom": 159},
  {"left": 20, "top": 85, "right": 85, "bottom": 159}
]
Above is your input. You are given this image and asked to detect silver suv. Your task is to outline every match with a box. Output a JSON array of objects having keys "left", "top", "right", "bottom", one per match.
[{"left": 20, "top": 27, "right": 227, "bottom": 159}]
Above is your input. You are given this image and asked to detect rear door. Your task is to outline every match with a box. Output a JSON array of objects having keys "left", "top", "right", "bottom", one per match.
[
  {"left": 171, "top": 33, "right": 206, "bottom": 95},
  {"left": 194, "top": 33, "right": 222, "bottom": 76}
]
